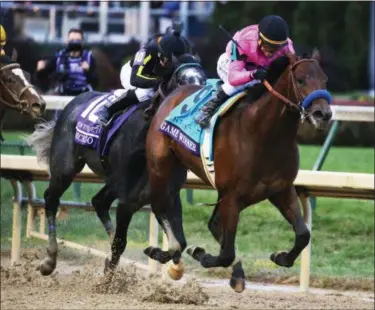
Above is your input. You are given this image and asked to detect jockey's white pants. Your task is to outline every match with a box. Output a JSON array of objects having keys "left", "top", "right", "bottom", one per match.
[
  {"left": 120, "top": 61, "right": 155, "bottom": 102},
  {"left": 216, "top": 53, "right": 260, "bottom": 96}
]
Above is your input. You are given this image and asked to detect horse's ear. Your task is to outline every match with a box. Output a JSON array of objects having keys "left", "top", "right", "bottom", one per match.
[
  {"left": 312, "top": 48, "right": 321, "bottom": 62},
  {"left": 286, "top": 51, "right": 297, "bottom": 64},
  {"left": 11, "top": 48, "right": 18, "bottom": 62}
]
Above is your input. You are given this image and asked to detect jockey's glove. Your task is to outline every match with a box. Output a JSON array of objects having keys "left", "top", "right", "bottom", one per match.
[{"left": 252, "top": 69, "right": 268, "bottom": 81}]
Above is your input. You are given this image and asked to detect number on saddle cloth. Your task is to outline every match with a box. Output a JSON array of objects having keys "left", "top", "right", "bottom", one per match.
[
  {"left": 75, "top": 89, "right": 139, "bottom": 154},
  {"left": 103, "top": 89, "right": 129, "bottom": 109}
]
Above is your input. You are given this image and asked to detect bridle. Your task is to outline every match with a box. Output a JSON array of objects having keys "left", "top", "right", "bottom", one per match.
[
  {"left": 263, "top": 58, "right": 331, "bottom": 121},
  {"left": 0, "top": 63, "right": 36, "bottom": 113}
]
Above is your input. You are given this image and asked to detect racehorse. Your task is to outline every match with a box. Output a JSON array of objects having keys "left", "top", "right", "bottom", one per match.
[
  {"left": 0, "top": 55, "right": 46, "bottom": 141},
  {"left": 144, "top": 50, "right": 332, "bottom": 292},
  {"left": 26, "top": 54, "right": 207, "bottom": 278}
]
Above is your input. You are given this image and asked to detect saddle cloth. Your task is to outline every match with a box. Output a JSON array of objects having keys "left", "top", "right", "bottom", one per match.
[
  {"left": 75, "top": 89, "right": 139, "bottom": 156},
  {"left": 159, "top": 78, "right": 247, "bottom": 188}
]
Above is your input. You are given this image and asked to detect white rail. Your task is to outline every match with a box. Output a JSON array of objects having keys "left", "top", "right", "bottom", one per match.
[{"left": 42, "top": 95, "right": 375, "bottom": 122}]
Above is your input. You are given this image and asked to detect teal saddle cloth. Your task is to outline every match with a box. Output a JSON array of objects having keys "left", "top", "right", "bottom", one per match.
[{"left": 159, "top": 78, "right": 222, "bottom": 157}]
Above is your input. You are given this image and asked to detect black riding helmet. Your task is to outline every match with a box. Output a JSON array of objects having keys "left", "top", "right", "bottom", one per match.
[
  {"left": 158, "top": 31, "right": 186, "bottom": 61},
  {"left": 258, "top": 15, "right": 289, "bottom": 48}
]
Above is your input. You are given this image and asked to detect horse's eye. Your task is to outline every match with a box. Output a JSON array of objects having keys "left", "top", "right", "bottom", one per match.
[{"left": 297, "top": 78, "right": 305, "bottom": 86}]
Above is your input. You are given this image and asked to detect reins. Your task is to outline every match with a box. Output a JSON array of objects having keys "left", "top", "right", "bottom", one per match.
[{"left": 263, "top": 80, "right": 302, "bottom": 113}]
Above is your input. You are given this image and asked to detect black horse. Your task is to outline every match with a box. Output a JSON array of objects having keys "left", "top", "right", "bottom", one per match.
[{"left": 26, "top": 54, "right": 207, "bottom": 278}]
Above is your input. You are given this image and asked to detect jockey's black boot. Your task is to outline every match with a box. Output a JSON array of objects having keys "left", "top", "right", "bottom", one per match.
[
  {"left": 97, "top": 90, "right": 139, "bottom": 126},
  {"left": 194, "top": 86, "right": 229, "bottom": 128}
]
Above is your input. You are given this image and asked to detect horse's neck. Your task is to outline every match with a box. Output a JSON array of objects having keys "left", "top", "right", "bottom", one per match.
[{"left": 243, "top": 70, "right": 301, "bottom": 141}]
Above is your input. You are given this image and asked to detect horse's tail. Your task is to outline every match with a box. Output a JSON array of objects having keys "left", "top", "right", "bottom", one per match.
[{"left": 25, "top": 120, "right": 56, "bottom": 167}]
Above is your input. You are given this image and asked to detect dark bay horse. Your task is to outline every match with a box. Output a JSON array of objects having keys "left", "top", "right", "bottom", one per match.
[
  {"left": 145, "top": 50, "right": 332, "bottom": 292},
  {"left": 0, "top": 55, "right": 46, "bottom": 141},
  {"left": 26, "top": 55, "right": 207, "bottom": 278}
]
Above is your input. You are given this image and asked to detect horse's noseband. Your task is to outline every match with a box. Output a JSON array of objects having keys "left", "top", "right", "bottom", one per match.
[{"left": 300, "top": 89, "right": 332, "bottom": 109}]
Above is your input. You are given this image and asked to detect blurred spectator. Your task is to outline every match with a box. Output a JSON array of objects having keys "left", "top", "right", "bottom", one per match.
[
  {"left": 159, "top": 1, "right": 180, "bottom": 33},
  {"left": 147, "top": 20, "right": 196, "bottom": 56},
  {"left": 36, "top": 28, "right": 97, "bottom": 116}
]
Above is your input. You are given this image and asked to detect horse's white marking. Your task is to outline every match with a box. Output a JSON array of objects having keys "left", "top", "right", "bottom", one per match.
[
  {"left": 12, "top": 68, "right": 39, "bottom": 96},
  {"left": 162, "top": 219, "right": 181, "bottom": 252}
]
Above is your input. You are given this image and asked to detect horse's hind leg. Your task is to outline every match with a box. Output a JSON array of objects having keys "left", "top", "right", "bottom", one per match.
[
  {"left": 206, "top": 203, "right": 246, "bottom": 293},
  {"left": 91, "top": 185, "right": 116, "bottom": 239},
  {"left": 104, "top": 200, "right": 133, "bottom": 274},
  {"left": 268, "top": 186, "right": 310, "bottom": 267},
  {"left": 39, "top": 160, "right": 84, "bottom": 276}
]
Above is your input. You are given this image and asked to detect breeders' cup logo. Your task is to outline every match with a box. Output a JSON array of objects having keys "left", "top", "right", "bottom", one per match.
[{"left": 75, "top": 132, "right": 94, "bottom": 145}]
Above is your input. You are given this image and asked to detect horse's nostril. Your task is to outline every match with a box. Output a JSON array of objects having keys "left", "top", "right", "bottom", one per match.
[{"left": 312, "top": 110, "right": 324, "bottom": 120}]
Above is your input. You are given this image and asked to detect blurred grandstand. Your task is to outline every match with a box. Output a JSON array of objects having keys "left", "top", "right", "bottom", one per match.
[{"left": 0, "top": 1, "right": 216, "bottom": 44}]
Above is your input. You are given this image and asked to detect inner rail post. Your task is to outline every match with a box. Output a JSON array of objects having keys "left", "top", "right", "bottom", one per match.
[
  {"left": 10, "top": 179, "right": 23, "bottom": 266},
  {"left": 25, "top": 180, "right": 37, "bottom": 238},
  {"left": 299, "top": 191, "right": 312, "bottom": 292}
]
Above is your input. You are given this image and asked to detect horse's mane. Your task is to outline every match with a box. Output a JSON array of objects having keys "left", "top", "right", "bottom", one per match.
[{"left": 242, "top": 55, "right": 291, "bottom": 105}]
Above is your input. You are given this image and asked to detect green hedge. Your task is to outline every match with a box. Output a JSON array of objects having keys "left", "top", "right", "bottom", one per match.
[{"left": 212, "top": 2, "right": 371, "bottom": 92}]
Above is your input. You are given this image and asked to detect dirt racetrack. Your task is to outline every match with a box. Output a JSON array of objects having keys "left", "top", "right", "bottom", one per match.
[{"left": 1, "top": 248, "right": 374, "bottom": 310}]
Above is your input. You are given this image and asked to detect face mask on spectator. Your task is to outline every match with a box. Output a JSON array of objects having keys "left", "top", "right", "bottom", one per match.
[{"left": 67, "top": 40, "right": 83, "bottom": 52}]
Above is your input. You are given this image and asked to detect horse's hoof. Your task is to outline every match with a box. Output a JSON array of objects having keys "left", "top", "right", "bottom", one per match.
[
  {"left": 39, "top": 257, "right": 56, "bottom": 276},
  {"left": 167, "top": 261, "right": 184, "bottom": 281},
  {"left": 270, "top": 251, "right": 293, "bottom": 267},
  {"left": 143, "top": 246, "right": 157, "bottom": 257},
  {"left": 229, "top": 277, "right": 246, "bottom": 293},
  {"left": 186, "top": 246, "right": 206, "bottom": 261}
]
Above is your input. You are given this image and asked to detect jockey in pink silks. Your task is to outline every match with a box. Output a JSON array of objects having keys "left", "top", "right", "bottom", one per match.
[{"left": 195, "top": 15, "right": 296, "bottom": 128}]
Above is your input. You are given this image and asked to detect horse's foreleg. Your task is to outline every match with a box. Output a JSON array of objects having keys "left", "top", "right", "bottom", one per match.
[
  {"left": 207, "top": 204, "right": 246, "bottom": 293},
  {"left": 92, "top": 185, "right": 116, "bottom": 240},
  {"left": 144, "top": 167, "right": 187, "bottom": 268},
  {"left": 187, "top": 195, "right": 239, "bottom": 269},
  {"left": 268, "top": 186, "right": 310, "bottom": 267},
  {"left": 144, "top": 190, "right": 187, "bottom": 265}
]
